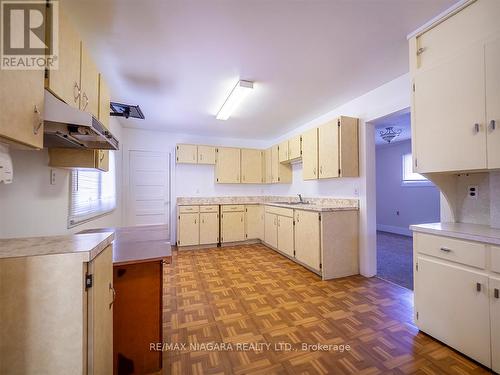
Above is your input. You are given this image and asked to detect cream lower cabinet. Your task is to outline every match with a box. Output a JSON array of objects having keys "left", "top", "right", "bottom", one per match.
[
  {"left": 245, "top": 205, "right": 264, "bottom": 240},
  {"left": 221, "top": 206, "right": 245, "bottom": 243},
  {"left": 177, "top": 207, "right": 199, "bottom": 246},
  {"left": 413, "top": 232, "right": 500, "bottom": 370},
  {"left": 264, "top": 207, "right": 294, "bottom": 257},
  {"left": 264, "top": 212, "right": 278, "bottom": 248},
  {"left": 294, "top": 210, "right": 321, "bottom": 270},
  {"left": 200, "top": 206, "right": 219, "bottom": 245},
  {"left": 277, "top": 215, "right": 294, "bottom": 257},
  {"left": 0, "top": 245, "right": 114, "bottom": 375}
]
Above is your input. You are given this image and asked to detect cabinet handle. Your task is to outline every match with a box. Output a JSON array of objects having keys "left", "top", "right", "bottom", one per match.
[
  {"left": 490, "top": 120, "right": 496, "bottom": 131},
  {"left": 202, "top": 218, "right": 204, "bottom": 223},
  {"left": 277, "top": 217, "right": 280, "bottom": 227},
  {"left": 200, "top": 154, "right": 203, "bottom": 160},
  {"left": 194, "top": 218, "right": 197, "bottom": 224},
  {"left": 241, "top": 216, "right": 243, "bottom": 222},
  {"left": 440, "top": 247, "right": 452, "bottom": 253},
  {"left": 109, "top": 283, "right": 116, "bottom": 309},
  {"left": 474, "top": 123, "right": 480, "bottom": 134},
  {"left": 99, "top": 151, "right": 105, "bottom": 163},
  {"left": 320, "top": 166, "right": 323, "bottom": 175},
  {"left": 416, "top": 47, "right": 426, "bottom": 56},
  {"left": 476, "top": 282, "right": 482, "bottom": 292},
  {"left": 33, "top": 105, "right": 43, "bottom": 135},
  {"left": 494, "top": 288, "right": 499, "bottom": 299},
  {"left": 82, "top": 92, "right": 89, "bottom": 111},
  {"left": 313, "top": 167, "right": 316, "bottom": 176},
  {"left": 73, "top": 81, "right": 81, "bottom": 102}
]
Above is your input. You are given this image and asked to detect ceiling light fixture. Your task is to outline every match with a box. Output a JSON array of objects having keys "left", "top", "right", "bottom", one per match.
[
  {"left": 379, "top": 126, "right": 402, "bottom": 143},
  {"left": 216, "top": 80, "right": 254, "bottom": 120}
]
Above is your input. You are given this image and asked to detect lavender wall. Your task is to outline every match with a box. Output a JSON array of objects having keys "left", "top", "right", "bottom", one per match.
[{"left": 376, "top": 140, "right": 440, "bottom": 236}]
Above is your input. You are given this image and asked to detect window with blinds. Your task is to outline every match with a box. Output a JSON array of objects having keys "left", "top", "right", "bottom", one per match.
[{"left": 69, "top": 152, "right": 116, "bottom": 227}]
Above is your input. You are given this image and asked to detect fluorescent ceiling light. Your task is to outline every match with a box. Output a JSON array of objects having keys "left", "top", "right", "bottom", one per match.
[{"left": 216, "top": 80, "right": 254, "bottom": 120}]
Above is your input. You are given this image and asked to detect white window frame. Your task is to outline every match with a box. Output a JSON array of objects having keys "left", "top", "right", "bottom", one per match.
[
  {"left": 402, "top": 153, "right": 433, "bottom": 187},
  {"left": 68, "top": 152, "right": 116, "bottom": 227}
]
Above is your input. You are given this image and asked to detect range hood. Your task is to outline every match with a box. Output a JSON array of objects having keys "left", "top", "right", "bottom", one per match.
[{"left": 43, "top": 90, "right": 119, "bottom": 150}]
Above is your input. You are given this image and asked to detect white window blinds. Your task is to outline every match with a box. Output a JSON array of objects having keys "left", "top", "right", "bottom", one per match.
[{"left": 69, "top": 151, "right": 116, "bottom": 227}]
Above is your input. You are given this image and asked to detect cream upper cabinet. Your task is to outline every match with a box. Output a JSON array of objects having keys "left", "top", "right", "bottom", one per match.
[
  {"left": 277, "top": 215, "right": 294, "bottom": 257},
  {"left": 288, "top": 135, "right": 302, "bottom": 161},
  {"left": 490, "top": 275, "right": 500, "bottom": 373},
  {"left": 278, "top": 141, "right": 289, "bottom": 163},
  {"left": 415, "top": 256, "right": 491, "bottom": 366},
  {"left": 294, "top": 210, "right": 321, "bottom": 270},
  {"left": 98, "top": 74, "right": 111, "bottom": 130},
  {"left": 245, "top": 205, "right": 264, "bottom": 240},
  {"left": 46, "top": 8, "right": 81, "bottom": 109},
  {"left": 318, "top": 116, "right": 359, "bottom": 178},
  {"left": 216, "top": 147, "right": 241, "bottom": 183},
  {"left": 80, "top": 44, "right": 100, "bottom": 118},
  {"left": 302, "top": 128, "right": 318, "bottom": 180},
  {"left": 486, "top": 35, "right": 500, "bottom": 169},
  {"left": 198, "top": 145, "right": 216, "bottom": 165},
  {"left": 264, "top": 148, "right": 273, "bottom": 183},
  {"left": 264, "top": 212, "right": 278, "bottom": 248},
  {"left": 271, "top": 145, "right": 292, "bottom": 184},
  {"left": 221, "top": 211, "right": 245, "bottom": 243},
  {"left": 177, "top": 212, "right": 199, "bottom": 246},
  {"left": 199, "top": 212, "right": 219, "bottom": 245},
  {"left": 176, "top": 144, "right": 197, "bottom": 164},
  {"left": 0, "top": 69, "right": 44, "bottom": 149},
  {"left": 241, "top": 149, "right": 263, "bottom": 183}
]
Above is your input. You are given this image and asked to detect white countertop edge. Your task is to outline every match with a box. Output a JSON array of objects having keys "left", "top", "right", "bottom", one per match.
[{"left": 410, "top": 223, "right": 500, "bottom": 246}]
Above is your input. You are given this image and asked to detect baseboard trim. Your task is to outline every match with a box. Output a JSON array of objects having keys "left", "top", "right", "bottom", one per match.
[{"left": 377, "top": 224, "right": 412, "bottom": 237}]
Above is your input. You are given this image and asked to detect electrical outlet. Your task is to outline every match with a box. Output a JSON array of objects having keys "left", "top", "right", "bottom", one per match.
[
  {"left": 50, "top": 169, "right": 56, "bottom": 185},
  {"left": 468, "top": 185, "right": 479, "bottom": 199}
]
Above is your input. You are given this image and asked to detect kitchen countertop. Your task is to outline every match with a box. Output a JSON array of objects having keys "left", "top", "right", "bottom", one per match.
[
  {"left": 78, "top": 225, "right": 171, "bottom": 265},
  {"left": 0, "top": 232, "right": 114, "bottom": 261},
  {"left": 410, "top": 222, "right": 500, "bottom": 246},
  {"left": 177, "top": 196, "right": 359, "bottom": 212}
]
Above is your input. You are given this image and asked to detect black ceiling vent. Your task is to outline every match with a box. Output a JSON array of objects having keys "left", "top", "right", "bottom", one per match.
[{"left": 110, "top": 102, "right": 145, "bottom": 120}]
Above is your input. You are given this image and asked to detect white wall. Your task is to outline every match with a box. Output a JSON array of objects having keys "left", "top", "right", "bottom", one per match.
[
  {"left": 0, "top": 118, "right": 123, "bottom": 238},
  {"left": 376, "top": 140, "right": 440, "bottom": 236},
  {"left": 122, "top": 73, "right": 411, "bottom": 277}
]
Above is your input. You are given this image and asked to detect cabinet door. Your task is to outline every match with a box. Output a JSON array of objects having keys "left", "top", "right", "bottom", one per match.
[
  {"left": 221, "top": 211, "right": 245, "bottom": 243},
  {"left": 176, "top": 144, "right": 197, "bottom": 164},
  {"left": 415, "top": 257, "right": 491, "bottom": 367},
  {"left": 294, "top": 210, "right": 321, "bottom": 270},
  {"left": 241, "top": 149, "right": 262, "bottom": 183},
  {"left": 96, "top": 150, "right": 109, "bottom": 172},
  {"left": 278, "top": 141, "right": 289, "bottom": 163},
  {"left": 277, "top": 215, "right": 294, "bottom": 257},
  {"left": 338, "top": 116, "right": 359, "bottom": 177},
  {"left": 486, "top": 35, "right": 500, "bottom": 169},
  {"left": 490, "top": 275, "right": 500, "bottom": 374},
  {"left": 245, "top": 205, "right": 264, "bottom": 240},
  {"left": 302, "top": 128, "right": 318, "bottom": 180},
  {"left": 0, "top": 69, "right": 44, "bottom": 148},
  {"left": 46, "top": 9, "right": 81, "bottom": 108},
  {"left": 318, "top": 120, "right": 339, "bottom": 179},
  {"left": 178, "top": 213, "right": 199, "bottom": 246},
  {"left": 198, "top": 145, "right": 216, "bottom": 165},
  {"left": 88, "top": 245, "right": 113, "bottom": 375},
  {"left": 200, "top": 212, "right": 219, "bottom": 245},
  {"left": 264, "top": 148, "right": 272, "bottom": 183},
  {"left": 216, "top": 147, "right": 241, "bottom": 183},
  {"left": 413, "top": 43, "right": 487, "bottom": 173},
  {"left": 271, "top": 145, "right": 279, "bottom": 183},
  {"left": 80, "top": 44, "right": 100, "bottom": 118},
  {"left": 98, "top": 74, "right": 111, "bottom": 131},
  {"left": 264, "top": 212, "right": 277, "bottom": 248},
  {"left": 289, "top": 135, "right": 301, "bottom": 160}
]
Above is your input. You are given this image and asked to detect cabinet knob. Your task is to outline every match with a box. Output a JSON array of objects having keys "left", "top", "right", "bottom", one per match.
[
  {"left": 495, "top": 288, "right": 499, "bottom": 299},
  {"left": 490, "top": 120, "right": 496, "bottom": 131},
  {"left": 33, "top": 105, "right": 43, "bottom": 135},
  {"left": 474, "top": 123, "right": 480, "bottom": 134},
  {"left": 476, "top": 282, "right": 482, "bottom": 292},
  {"left": 440, "top": 247, "right": 452, "bottom": 253}
]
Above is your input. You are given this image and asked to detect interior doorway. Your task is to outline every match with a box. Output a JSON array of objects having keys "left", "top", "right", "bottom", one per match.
[{"left": 373, "top": 108, "right": 440, "bottom": 289}]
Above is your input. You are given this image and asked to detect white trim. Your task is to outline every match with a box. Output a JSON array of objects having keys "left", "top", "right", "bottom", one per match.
[
  {"left": 406, "top": 0, "right": 474, "bottom": 40},
  {"left": 377, "top": 224, "right": 413, "bottom": 237}
]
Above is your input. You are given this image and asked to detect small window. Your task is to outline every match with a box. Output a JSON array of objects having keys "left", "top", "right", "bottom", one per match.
[
  {"left": 69, "top": 152, "right": 116, "bottom": 227},
  {"left": 402, "top": 153, "right": 432, "bottom": 186}
]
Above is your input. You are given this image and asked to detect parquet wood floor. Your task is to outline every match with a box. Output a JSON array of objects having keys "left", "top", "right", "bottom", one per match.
[{"left": 162, "top": 244, "right": 493, "bottom": 375}]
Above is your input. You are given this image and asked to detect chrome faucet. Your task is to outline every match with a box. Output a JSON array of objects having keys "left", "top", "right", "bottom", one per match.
[{"left": 298, "top": 194, "right": 304, "bottom": 203}]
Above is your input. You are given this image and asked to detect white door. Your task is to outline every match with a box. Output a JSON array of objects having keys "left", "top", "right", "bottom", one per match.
[{"left": 128, "top": 151, "right": 170, "bottom": 228}]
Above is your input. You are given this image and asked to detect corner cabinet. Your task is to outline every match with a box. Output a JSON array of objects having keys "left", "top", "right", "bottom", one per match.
[
  {"left": 410, "top": 0, "right": 500, "bottom": 173},
  {"left": 0, "top": 245, "right": 114, "bottom": 375}
]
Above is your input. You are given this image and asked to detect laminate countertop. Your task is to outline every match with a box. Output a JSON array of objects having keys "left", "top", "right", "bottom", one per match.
[
  {"left": 0, "top": 232, "right": 114, "bottom": 261},
  {"left": 410, "top": 222, "right": 500, "bottom": 246},
  {"left": 78, "top": 225, "right": 171, "bottom": 265}
]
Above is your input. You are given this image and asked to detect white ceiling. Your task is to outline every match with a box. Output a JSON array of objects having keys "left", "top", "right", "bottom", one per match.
[
  {"left": 374, "top": 109, "right": 411, "bottom": 146},
  {"left": 65, "top": 0, "right": 457, "bottom": 140}
]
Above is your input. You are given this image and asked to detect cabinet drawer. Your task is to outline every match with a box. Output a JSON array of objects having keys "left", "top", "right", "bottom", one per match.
[
  {"left": 178, "top": 206, "right": 199, "bottom": 213},
  {"left": 415, "top": 233, "right": 486, "bottom": 269},
  {"left": 492, "top": 245, "right": 500, "bottom": 274},
  {"left": 265, "top": 206, "right": 293, "bottom": 218},
  {"left": 222, "top": 205, "right": 245, "bottom": 212},
  {"left": 200, "top": 205, "right": 219, "bottom": 213}
]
